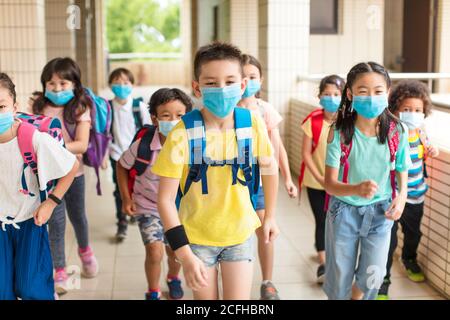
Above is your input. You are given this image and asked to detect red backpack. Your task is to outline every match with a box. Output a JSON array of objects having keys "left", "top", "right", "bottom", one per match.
[
  {"left": 324, "top": 121, "right": 400, "bottom": 211},
  {"left": 298, "top": 109, "right": 325, "bottom": 199}
]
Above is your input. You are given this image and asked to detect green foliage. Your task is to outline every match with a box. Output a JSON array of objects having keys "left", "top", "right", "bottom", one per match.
[{"left": 106, "top": 0, "right": 181, "bottom": 55}]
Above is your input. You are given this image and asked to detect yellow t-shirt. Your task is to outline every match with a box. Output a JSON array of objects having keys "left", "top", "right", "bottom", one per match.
[
  {"left": 301, "top": 117, "right": 331, "bottom": 190},
  {"left": 151, "top": 112, "right": 274, "bottom": 246}
]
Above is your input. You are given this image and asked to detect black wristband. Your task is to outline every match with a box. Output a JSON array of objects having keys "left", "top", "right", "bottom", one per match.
[
  {"left": 165, "top": 225, "right": 189, "bottom": 251},
  {"left": 48, "top": 194, "right": 62, "bottom": 205}
]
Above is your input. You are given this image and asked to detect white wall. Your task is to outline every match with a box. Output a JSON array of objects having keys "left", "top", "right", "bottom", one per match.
[
  {"left": 436, "top": 0, "right": 450, "bottom": 92},
  {"left": 309, "top": 0, "right": 385, "bottom": 75}
]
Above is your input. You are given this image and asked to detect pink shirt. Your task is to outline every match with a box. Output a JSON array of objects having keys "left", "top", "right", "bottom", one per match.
[
  {"left": 250, "top": 99, "right": 283, "bottom": 131},
  {"left": 42, "top": 105, "right": 91, "bottom": 177},
  {"left": 119, "top": 130, "right": 162, "bottom": 216}
]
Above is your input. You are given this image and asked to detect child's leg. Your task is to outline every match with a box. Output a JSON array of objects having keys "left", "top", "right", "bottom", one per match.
[
  {"left": 192, "top": 266, "right": 219, "bottom": 300},
  {"left": 0, "top": 224, "right": 15, "bottom": 300},
  {"left": 354, "top": 201, "right": 394, "bottom": 300},
  {"left": 306, "top": 188, "right": 327, "bottom": 264},
  {"left": 385, "top": 221, "right": 399, "bottom": 280},
  {"left": 110, "top": 157, "right": 127, "bottom": 225},
  {"left": 14, "top": 219, "right": 55, "bottom": 300},
  {"left": 48, "top": 202, "right": 67, "bottom": 269},
  {"left": 255, "top": 209, "right": 274, "bottom": 281},
  {"left": 64, "top": 176, "right": 89, "bottom": 249},
  {"left": 323, "top": 198, "right": 360, "bottom": 300},
  {"left": 221, "top": 261, "right": 253, "bottom": 300},
  {"left": 400, "top": 202, "right": 424, "bottom": 261},
  {"left": 144, "top": 242, "right": 164, "bottom": 291},
  {"left": 165, "top": 246, "right": 181, "bottom": 278}
]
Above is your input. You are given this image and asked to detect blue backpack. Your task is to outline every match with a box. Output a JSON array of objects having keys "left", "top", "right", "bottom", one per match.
[
  {"left": 175, "top": 108, "right": 260, "bottom": 210},
  {"left": 66, "top": 88, "right": 112, "bottom": 195}
]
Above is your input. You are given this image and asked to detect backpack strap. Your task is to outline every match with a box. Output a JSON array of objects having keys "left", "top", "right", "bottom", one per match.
[
  {"left": 388, "top": 121, "right": 400, "bottom": 200},
  {"left": 134, "top": 125, "right": 156, "bottom": 176},
  {"left": 132, "top": 98, "right": 144, "bottom": 130},
  {"left": 298, "top": 109, "right": 325, "bottom": 192},
  {"left": 418, "top": 129, "right": 429, "bottom": 178},
  {"left": 17, "top": 122, "right": 47, "bottom": 202}
]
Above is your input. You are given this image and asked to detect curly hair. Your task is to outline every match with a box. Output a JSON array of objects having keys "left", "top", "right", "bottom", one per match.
[
  {"left": 388, "top": 80, "right": 432, "bottom": 118},
  {"left": 0, "top": 73, "right": 16, "bottom": 103}
]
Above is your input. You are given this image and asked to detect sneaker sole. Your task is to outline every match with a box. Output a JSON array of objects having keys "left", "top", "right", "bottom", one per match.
[
  {"left": 317, "top": 274, "right": 325, "bottom": 284},
  {"left": 55, "top": 285, "right": 68, "bottom": 295}
]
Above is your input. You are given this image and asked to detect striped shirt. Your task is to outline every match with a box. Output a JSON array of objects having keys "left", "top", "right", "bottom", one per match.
[{"left": 407, "top": 133, "right": 428, "bottom": 204}]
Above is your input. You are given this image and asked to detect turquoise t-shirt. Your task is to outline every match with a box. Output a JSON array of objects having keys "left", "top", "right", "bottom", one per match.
[{"left": 325, "top": 123, "right": 412, "bottom": 206}]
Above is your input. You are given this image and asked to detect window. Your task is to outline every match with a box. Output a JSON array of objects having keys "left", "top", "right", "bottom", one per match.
[{"left": 310, "top": 0, "right": 339, "bottom": 34}]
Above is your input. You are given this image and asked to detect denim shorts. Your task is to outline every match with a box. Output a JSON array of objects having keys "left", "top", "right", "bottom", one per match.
[
  {"left": 190, "top": 235, "right": 255, "bottom": 268},
  {"left": 135, "top": 214, "right": 166, "bottom": 246},
  {"left": 323, "top": 197, "right": 394, "bottom": 300},
  {"left": 254, "top": 186, "right": 265, "bottom": 211}
]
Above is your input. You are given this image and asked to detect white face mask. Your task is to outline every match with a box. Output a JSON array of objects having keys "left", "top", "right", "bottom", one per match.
[{"left": 399, "top": 112, "right": 425, "bottom": 130}]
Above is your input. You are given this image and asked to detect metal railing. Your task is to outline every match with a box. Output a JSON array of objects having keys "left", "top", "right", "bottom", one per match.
[
  {"left": 108, "top": 52, "right": 182, "bottom": 60},
  {"left": 297, "top": 72, "right": 450, "bottom": 110}
]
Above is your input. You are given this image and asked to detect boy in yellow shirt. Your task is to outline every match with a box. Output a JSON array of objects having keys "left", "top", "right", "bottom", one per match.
[{"left": 152, "top": 42, "right": 279, "bottom": 300}]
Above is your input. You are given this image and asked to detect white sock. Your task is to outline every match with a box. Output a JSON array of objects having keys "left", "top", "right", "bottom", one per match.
[{"left": 262, "top": 280, "right": 271, "bottom": 285}]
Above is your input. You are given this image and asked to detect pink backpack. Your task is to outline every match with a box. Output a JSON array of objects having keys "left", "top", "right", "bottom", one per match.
[
  {"left": 324, "top": 121, "right": 400, "bottom": 211},
  {"left": 16, "top": 113, "right": 65, "bottom": 202}
]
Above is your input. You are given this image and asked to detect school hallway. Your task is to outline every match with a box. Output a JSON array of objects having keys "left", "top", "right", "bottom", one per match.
[{"left": 58, "top": 168, "right": 445, "bottom": 300}]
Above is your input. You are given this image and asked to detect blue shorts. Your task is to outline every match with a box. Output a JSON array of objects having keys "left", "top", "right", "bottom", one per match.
[
  {"left": 323, "top": 197, "right": 394, "bottom": 300},
  {"left": 0, "top": 218, "right": 54, "bottom": 300},
  {"left": 190, "top": 235, "right": 255, "bottom": 268},
  {"left": 254, "top": 186, "right": 265, "bottom": 211}
]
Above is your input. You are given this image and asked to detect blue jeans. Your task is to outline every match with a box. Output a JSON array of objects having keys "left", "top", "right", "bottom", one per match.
[
  {"left": 323, "top": 197, "right": 394, "bottom": 300},
  {"left": 190, "top": 235, "right": 255, "bottom": 268}
]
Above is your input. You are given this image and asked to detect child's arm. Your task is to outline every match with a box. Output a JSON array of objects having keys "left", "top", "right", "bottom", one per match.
[
  {"left": 158, "top": 176, "right": 208, "bottom": 291},
  {"left": 65, "top": 121, "right": 90, "bottom": 155},
  {"left": 270, "top": 128, "right": 298, "bottom": 198},
  {"left": 116, "top": 161, "right": 136, "bottom": 216},
  {"left": 260, "top": 155, "right": 280, "bottom": 243},
  {"left": 420, "top": 130, "right": 440, "bottom": 158},
  {"left": 385, "top": 170, "right": 408, "bottom": 221},
  {"left": 324, "top": 166, "right": 378, "bottom": 198},
  {"left": 302, "top": 134, "right": 325, "bottom": 187},
  {"left": 33, "top": 159, "right": 79, "bottom": 226}
]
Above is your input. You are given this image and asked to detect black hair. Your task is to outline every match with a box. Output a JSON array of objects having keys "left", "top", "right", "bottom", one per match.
[
  {"left": 335, "top": 62, "right": 402, "bottom": 145},
  {"left": 0, "top": 73, "right": 17, "bottom": 103},
  {"left": 319, "top": 74, "right": 346, "bottom": 95},
  {"left": 149, "top": 88, "right": 193, "bottom": 116},
  {"left": 33, "top": 57, "right": 92, "bottom": 124},
  {"left": 108, "top": 68, "right": 135, "bottom": 85},
  {"left": 389, "top": 80, "right": 432, "bottom": 118},
  {"left": 193, "top": 41, "right": 243, "bottom": 81}
]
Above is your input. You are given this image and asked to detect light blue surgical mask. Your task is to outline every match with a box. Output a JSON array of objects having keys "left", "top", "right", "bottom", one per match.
[
  {"left": 45, "top": 89, "right": 75, "bottom": 106},
  {"left": 111, "top": 84, "right": 132, "bottom": 100},
  {"left": 319, "top": 96, "right": 341, "bottom": 113},
  {"left": 400, "top": 112, "right": 425, "bottom": 130},
  {"left": 242, "top": 79, "right": 261, "bottom": 98},
  {"left": 201, "top": 83, "right": 242, "bottom": 118},
  {"left": 0, "top": 112, "right": 14, "bottom": 135},
  {"left": 352, "top": 94, "right": 388, "bottom": 119},
  {"left": 158, "top": 119, "right": 180, "bottom": 137}
]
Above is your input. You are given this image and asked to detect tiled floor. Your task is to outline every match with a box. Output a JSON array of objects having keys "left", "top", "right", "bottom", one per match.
[{"left": 59, "top": 168, "right": 445, "bottom": 300}]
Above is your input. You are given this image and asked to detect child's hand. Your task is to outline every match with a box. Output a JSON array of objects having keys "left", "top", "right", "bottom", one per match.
[
  {"left": 180, "top": 252, "right": 208, "bottom": 291},
  {"left": 427, "top": 145, "right": 439, "bottom": 158},
  {"left": 101, "top": 157, "right": 109, "bottom": 170},
  {"left": 284, "top": 180, "right": 298, "bottom": 198},
  {"left": 262, "top": 217, "right": 280, "bottom": 244},
  {"left": 33, "top": 200, "right": 56, "bottom": 226},
  {"left": 385, "top": 193, "right": 406, "bottom": 221},
  {"left": 122, "top": 198, "right": 137, "bottom": 216},
  {"left": 356, "top": 180, "right": 378, "bottom": 199}
]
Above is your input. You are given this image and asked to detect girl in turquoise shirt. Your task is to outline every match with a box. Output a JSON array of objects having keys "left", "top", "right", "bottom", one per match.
[{"left": 323, "top": 62, "right": 411, "bottom": 300}]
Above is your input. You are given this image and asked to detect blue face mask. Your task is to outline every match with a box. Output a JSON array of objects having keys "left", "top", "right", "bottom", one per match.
[
  {"left": 0, "top": 112, "right": 14, "bottom": 135},
  {"left": 158, "top": 120, "right": 180, "bottom": 137},
  {"left": 201, "top": 83, "right": 242, "bottom": 118},
  {"left": 352, "top": 94, "right": 388, "bottom": 119},
  {"left": 45, "top": 89, "right": 75, "bottom": 106},
  {"left": 319, "top": 96, "right": 341, "bottom": 113},
  {"left": 111, "top": 84, "right": 133, "bottom": 100},
  {"left": 242, "top": 79, "right": 261, "bottom": 98}
]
